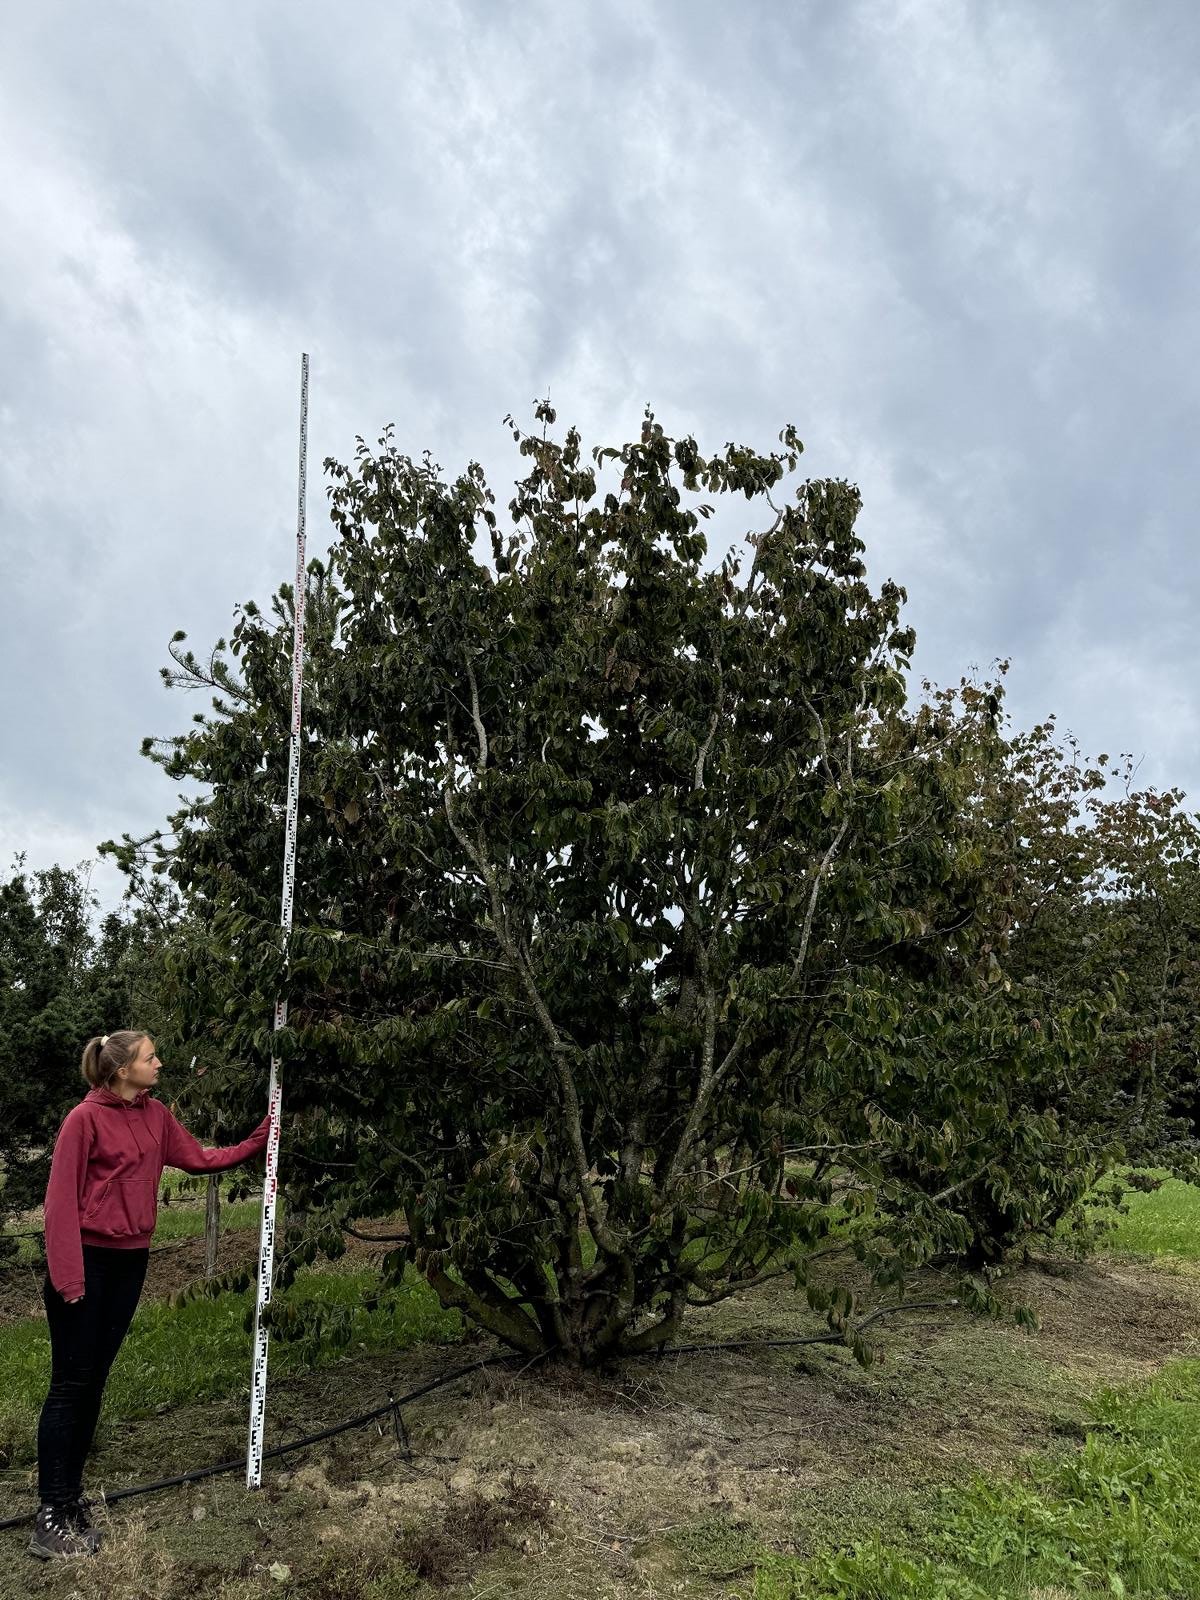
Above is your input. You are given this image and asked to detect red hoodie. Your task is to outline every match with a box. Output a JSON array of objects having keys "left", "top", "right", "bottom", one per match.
[{"left": 44, "top": 1085, "right": 271, "bottom": 1301}]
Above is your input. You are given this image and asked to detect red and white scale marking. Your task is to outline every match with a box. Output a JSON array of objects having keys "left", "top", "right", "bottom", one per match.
[{"left": 247, "top": 353, "right": 309, "bottom": 1489}]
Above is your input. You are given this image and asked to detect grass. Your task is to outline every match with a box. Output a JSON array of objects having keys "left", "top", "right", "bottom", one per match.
[
  {"left": 669, "top": 1514, "right": 764, "bottom": 1578},
  {"left": 0, "top": 1265, "right": 462, "bottom": 1472},
  {"left": 151, "top": 1197, "right": 261, "bottom": 1242},
  {"left": 751, "top": 1357, "right": 1200, "bottom": 1599},
  {"left": 1102, "top": 1173, "right": 1200, "bottom": 1261}
]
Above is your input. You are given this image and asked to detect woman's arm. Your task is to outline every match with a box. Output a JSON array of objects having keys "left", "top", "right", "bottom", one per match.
[
  {"left": 44, "top": 1111, "right": 92, "bottom": 1301},
  {"left": 160, "top": 1108, "right": 271, "bottom": 1175}
]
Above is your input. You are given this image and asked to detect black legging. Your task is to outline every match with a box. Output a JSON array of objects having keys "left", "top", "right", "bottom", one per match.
[{"left": 37, "top": 1244, "right": 149, "bottom": 1505}]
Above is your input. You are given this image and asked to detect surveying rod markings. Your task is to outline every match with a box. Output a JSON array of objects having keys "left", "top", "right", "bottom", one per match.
[{"left": 247, "top": 353, "right": 309, "bottom": 1490}]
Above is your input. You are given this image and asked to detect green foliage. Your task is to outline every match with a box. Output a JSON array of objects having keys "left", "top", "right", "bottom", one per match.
[
  {"left": 995, "top": 718, "right": 1200, "bottom": 1187},
  {"left": 0, "top": 857, "right": 174, "bottom": 1230},
  {"left": 754, "top": 1358, "right": 1200, "bottom": 1599}
]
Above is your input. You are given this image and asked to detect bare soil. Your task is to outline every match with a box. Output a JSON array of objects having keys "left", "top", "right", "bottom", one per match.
[{"left": 2, "top": 1250, "right": 1198, "bottom": 1600}]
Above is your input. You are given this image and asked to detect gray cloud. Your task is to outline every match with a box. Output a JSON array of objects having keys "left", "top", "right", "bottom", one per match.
[{"left": 2, "top": 0, "right": 1198, "bottom": 910}]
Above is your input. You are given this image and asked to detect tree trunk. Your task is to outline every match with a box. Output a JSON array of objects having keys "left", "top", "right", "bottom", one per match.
[{"left": 204, "top": 1175, "right": 220, "bottom": 1278}]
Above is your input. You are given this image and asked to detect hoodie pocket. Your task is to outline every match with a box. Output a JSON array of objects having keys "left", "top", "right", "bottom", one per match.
[
  {"left": 98, "top": 1178, "right": 158, "bottom": 1239},
  {"left": 80, "top": 1179, "right": 111, "bottom": 1228}
]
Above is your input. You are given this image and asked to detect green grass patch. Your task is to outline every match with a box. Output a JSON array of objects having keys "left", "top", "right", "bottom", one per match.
[
  {"left": 1102, "top": 1173, "right": 1200, "bottom": 1261},
  {"left": 753, "top": 1357, "right": 1200, "bottom": 1599},
  {"left": 0, "top": 1265, "right": 462, "bottom": 1470},
  {"left": 149, "top": 1195, "right": 261, "bottom": 1241}
]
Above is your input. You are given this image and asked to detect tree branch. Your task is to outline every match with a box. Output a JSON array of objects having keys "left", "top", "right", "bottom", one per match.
[
  {"left": 694, "top": 661, "right": 723, "bottom": 791},
  {"left": 664, "top": 811, "right": 852, "bottom": 1187}
]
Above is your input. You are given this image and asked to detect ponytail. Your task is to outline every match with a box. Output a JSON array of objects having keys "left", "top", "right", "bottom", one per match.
[{"left": 81, "top": 1030, "right": 146, "bottom": 1089}]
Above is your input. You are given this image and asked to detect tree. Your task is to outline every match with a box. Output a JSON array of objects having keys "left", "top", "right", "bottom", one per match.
[
  {"left": 125, "top": 408, "right": 1111, "bottom": 1361},
  {"left": 798, "top": 673, "right": 1122, "bottom": 1274},
  {"left": 1081, "top": 779, "right": 1200, "bottom": 1172},
  {"left": 895, "top": 688, "right": 1200, "bottom": 1262},
  {"left": 973, "top": 708, "right": 1200, "bottom": 1177},
  {"left": 0, "top": 858, "right": 168, "bottom": 1235}
]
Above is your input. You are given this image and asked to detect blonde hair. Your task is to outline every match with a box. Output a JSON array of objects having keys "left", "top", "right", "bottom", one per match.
[{"left": 81, "top": 1031, "right": 147, "bottom": 1089}]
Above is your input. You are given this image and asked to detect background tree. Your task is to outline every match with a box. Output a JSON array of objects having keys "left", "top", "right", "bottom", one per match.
[
  {"left": 0, "top": 858, "right": 172, "bottom": 1240},
  {"left": 785, "top": 672, "right": 1120, "bottom": 1277},
  {"left": 980, "top": 713, "right": 1200, "bottom": 1210},
  {"left": 1081, "top": 779, "right": 1200, "bottom": 1173},
  {"left": 886, "top": 688, "right": 1200, "bottom": 1263}
]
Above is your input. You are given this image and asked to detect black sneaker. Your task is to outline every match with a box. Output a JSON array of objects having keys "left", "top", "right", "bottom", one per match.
[{"left": 26, "top": 1501, "right": 98, "bottom": 1560}]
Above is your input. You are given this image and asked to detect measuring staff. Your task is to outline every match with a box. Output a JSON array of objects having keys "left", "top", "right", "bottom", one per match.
[{"left": 29, "top": 1031, "right": 269, "bottom": 1562}]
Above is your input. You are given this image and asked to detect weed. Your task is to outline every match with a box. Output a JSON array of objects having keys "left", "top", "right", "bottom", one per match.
[
  {"left": 63, "top": 1507, "right": 177, "bottom": 1600},
  {"left": 497, "top": 1474, "right": 554, "bottom": 1530},
  {"left": 361, "top": 1572, "right": 421, "bottom": 1600},
  {"left": 394, "top": 1520, "right": 464, "bottom": 1587},
  {"left": 305, "top": 1542, "right": 407, "bottom": 1600}
]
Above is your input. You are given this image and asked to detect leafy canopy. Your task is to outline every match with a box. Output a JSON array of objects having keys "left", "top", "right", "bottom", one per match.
[{"left": 119, "top": 407, "right": 1156, "bottom": 1359}]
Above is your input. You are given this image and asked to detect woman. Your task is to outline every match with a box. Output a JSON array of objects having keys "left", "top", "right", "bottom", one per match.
[{"left": 30, "top": 1030, "right": 270, "bottom": 1561}]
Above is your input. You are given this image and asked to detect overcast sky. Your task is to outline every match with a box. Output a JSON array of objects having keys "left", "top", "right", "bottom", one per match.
[{"left": 2, "top": 0, "right": 1198, "bottom": 912}]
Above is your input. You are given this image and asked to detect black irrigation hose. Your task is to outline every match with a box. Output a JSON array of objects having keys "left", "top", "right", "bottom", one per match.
[{"left": 0, "top": 1300, "right": 957, "bottom": 1533}]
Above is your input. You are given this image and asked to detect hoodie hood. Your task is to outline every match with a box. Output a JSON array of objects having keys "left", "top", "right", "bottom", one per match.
[
  {"left": 84, "top": 1083, "right": 158, "bottom": 1157},
  {"left": 85, "top": 1085, "right": 154, "bottom": 1110}
]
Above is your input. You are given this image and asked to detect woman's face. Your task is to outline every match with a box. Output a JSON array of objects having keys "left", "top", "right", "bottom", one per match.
[{"left": 117, "top": 1036, "right": 162, "bottom": 1093}]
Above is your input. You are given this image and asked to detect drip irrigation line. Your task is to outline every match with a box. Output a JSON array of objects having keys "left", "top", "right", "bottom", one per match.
[{"left": 0, "top": 1300, "right": 957, "bottom": 1534}]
